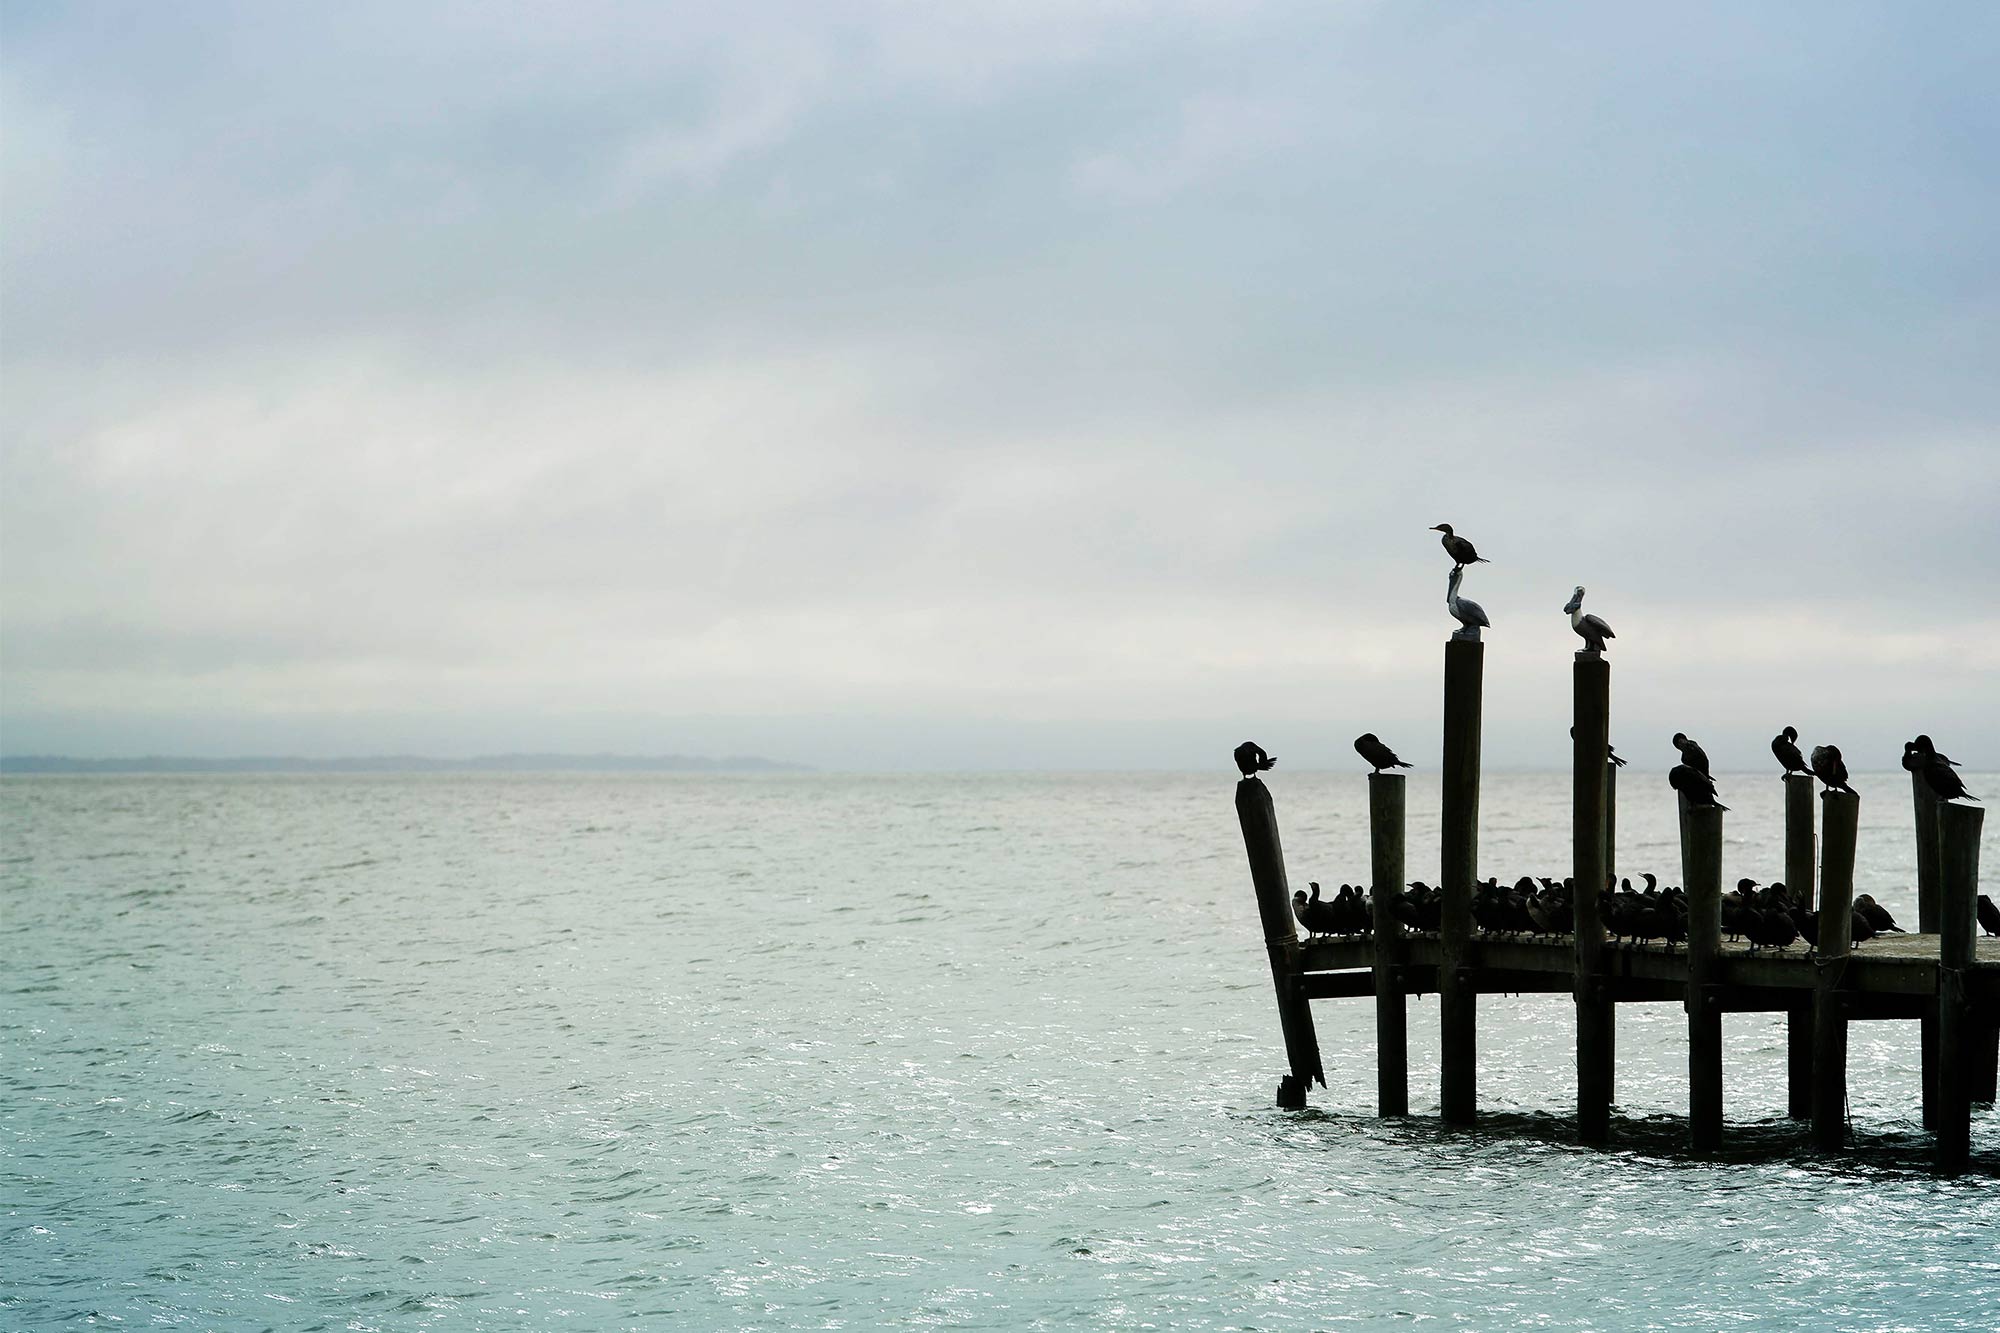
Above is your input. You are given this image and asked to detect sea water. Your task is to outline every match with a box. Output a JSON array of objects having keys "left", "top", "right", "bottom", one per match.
[{"left": 4, "top": 772, "right": 1996, "bottom": 1330}]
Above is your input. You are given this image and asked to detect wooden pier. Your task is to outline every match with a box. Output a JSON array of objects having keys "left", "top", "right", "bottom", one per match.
[{"left": 1239, "top": 647, "right": 1998, "bottom": 1172}]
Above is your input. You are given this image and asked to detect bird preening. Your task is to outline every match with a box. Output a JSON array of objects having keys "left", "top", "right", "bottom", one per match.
[
  {"left": 1354, "top": 734, "right": 1412, "bottom": 774},
  {"left": 1809, "top": 744, "right": 1853, "bottom": 795},
  {"left": 1671, "top": 733, "right": 1710, "bottom": 777},
  {"left": 1771, "top": 727, "right": 1811, "bottom": 778},
  {"left": 1233, "top": 741, "right": 1275, "bottom": 779},
  {"left": 1905, "top": 734, "right": 1979, "bottom": 803}
]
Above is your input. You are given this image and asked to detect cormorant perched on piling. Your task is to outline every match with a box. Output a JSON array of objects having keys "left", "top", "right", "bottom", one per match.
[
  {"left": 1669, "top": 763, "right": 1728, "bottom": 810},
  {"left": 1234, "top": 741, "right": 1276, "bottom": 778},
  {"left": 1906, "top": 736, "right": 1979, "bottom": 802},
  {"left": 1446, "top": 566, "right": 1489, "bottom": 642},
  {"left": 1563, "top": 586, "right": 1614, "bottom": 653},
  {"left": 1430, "top": 524, "right": 1488, "bottom": 568},
  {"left": 1354, "top": 733, "right": 1413, "bottom": 774},
  {"left": 1978, "top": 894, "right": 2000, "bottom": 938},
  {"left": 1772, "top": 726, "right": 1811, "bottom": 777},
  {"left": 1569, "top": 725, "right": 1627, "bottom": 766},
  {"left": 1913, "top": 734, "right": 1960, "bottom": 766},
  {"left": 1810, "top": 744, "right": 1853, "bottom": 794},
  {"left": 1672, "top": 733, "right": 1711, "bottom": 777}
]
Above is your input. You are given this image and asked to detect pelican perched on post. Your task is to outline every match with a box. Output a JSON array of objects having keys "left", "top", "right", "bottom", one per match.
[
  {"left": 1446, "top": 566, "right": 1488, "bottom": 642},
  {"left": 1564, "top": 586, "right": 1614, "bottom": 653}
]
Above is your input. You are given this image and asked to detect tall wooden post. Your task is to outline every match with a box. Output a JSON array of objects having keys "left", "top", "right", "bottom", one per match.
[
  {"left": 1369, "top": 772, "right": 1409, "bottom": 1117},
  {"left": 1572, "top": 652, "right": 1613, "bottom": 1143},
  {"left": 1811, "top": 789, "right": 1859, "bottom": 1151},
  {"left": 1236, "top": 776, "right": 1324, "bottom": 1107},
  {"left": 1913, "top": 773, "right": 1942, "bottom": 1128},
  {"left": 1681, "top": 793, "right": 1724, "bottom": 1150},
  {"left": 1935, "top": 800, "right": 1983, "bottom": 1174},
  {"left": 1439, "top": 639, "right": 1483, "bottom": 1125},
  {"left": 1783, "top": 773, "right": 1816, "bottom": 1118}
]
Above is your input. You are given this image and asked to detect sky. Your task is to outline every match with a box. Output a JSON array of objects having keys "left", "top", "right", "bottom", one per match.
[{"left": 2, "top": 2, "right": 1996, "bottom": 771}]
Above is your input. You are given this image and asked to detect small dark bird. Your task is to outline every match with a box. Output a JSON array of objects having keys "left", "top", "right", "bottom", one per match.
[
  {"left": 1293, "top": 884, "right": 1340, "bottom": 939},
  {"left": 1669, "top": 763, "right": 1728, "bottom": 811},
  {"left": 1914, "top": 748, "right": 1980, "bottom": 803},
  {"left": 1772, "top": 726, "right": 1811, "bottom": 777},
  {"left": 1234, "top": 741, "right": 1276, "bottom": 778},
  {"left": 1913, "top": 734, "right": 1960, "bottom": 767},
  {"left": 1354, "top": 733, "right": 1412, "bottom": 774},
  {"left": 1810, "top": 744, "right": 1853, "bottom": 795},
  {"left": 1563, "top": 586, "right": 1615, "bottom": 653},
  {"left": 1849, "top": 910, "right": 1878, "bottom": 945},
  {"left": 1672, "top": 733, "right": 1711, "bottom": 777},
  {"left": 1430, "top": 523, "right": 1488, "bottom": 568},
  {"left": 1569, "top": 726, "right": 1627, "bottom": 766},
  {"left": 1977, "top": 894, "right": 2000, "bottom": 938},
  {"left": 1854, "top": 894, "right": 1905, "bottom": 934}
]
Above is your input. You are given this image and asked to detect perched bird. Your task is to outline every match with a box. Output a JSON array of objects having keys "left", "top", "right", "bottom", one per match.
[
  {"left": 1913, "top": 734, "right": 1960, "bottom": 767},
  {"left": 1854, "top": 894, "right": 1905, "bottom": 934},
  {"left": 1354, "top": 733, "right": 1412, "bottom": 774},
  {"left": 1234, "top": 741, "right": 1276, "bottom": 778},
  {"left": 1293, "top": 884, "right": 1340, "bottom": 939},
  {"left": 1672, "top": 733, "right": 1711, "bottom": 777},
  {"left": 1909, "top": 740, "right": 1979, "bottom": 803},
  {"left": 1772, "top": 726, "right": 1812, "bottom": 777},
  {"left": 1810, "top": 744, "right": 1853, "bottom": 794},
  {"left": 1569, "top": 726, "right": 1626, "bottom": 766},
  {"left": 1564, "top": 586, "right": 1615, "bottom": 653},
  {"left": 1669, "top": 763, "right": 1728, "bottom": 811},
  {"left": 1446, "top": 565, "right": 1489, "bottom": 642},
  {"left": 1430, "top": 523, "right": 1488, "bottom": 568},
  {"left": 1978, "top": 894, "right": 2000, "bottom": 938}
]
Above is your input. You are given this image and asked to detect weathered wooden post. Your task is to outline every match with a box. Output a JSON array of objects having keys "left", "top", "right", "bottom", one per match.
[
  {"left": 1681, "top": 792, "right": 1725, "bottom": 1150},
  {"left": 1572, "top": 652, "right": 1613, "bottom": 1143},
  {"left": 1369, "top": 772, "right": 1409, "bottom": 1117},
  {"left": 1935, "top": 800, "right": 1983, "bottom": 1174},
  {"left": 1440, "top": 638, "right": 1483, "bottom": 1125},
  {"left": 1236, "top": 776, "right": 1324, "bottom": 1108},
  {"left": 1784, "top": 772, "right": 1816, "bottom": 1119},
  {"left": 1811, "top": 788, "right": 1860, "bottom": 1151},
  {"left": 1912, "top": 772, "right": 1942, "bottom": 1128}
]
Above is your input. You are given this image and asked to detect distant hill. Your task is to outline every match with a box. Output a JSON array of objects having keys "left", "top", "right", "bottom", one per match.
[{"left": 0, "top": 753, "right": 812, "bottom": 775}]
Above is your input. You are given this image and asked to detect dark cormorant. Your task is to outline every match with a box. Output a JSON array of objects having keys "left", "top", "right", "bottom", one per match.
[
  {"left": 1809, "top": 744, "right": 1853, "bottom": 794},
  {"left": 1919, "top": 758, "right": 1979, "bottom": 803},
  {"left": 1563, "top": 586, "right": 1614, "bottom": 653},
  {"left": 1354, "top": 733, "right": 1412, "bottom": 774},
  {"left": 1772, "top": 726, "right": 1811, "bottom": 777},
  {"left": 1669, "top": 763, "right": 1728, "bottom": 810},
  {"left": 1978, "top": 894, "right": 2000, "bottom": 938},
  {"left": 1913, "top": 734, "right": 1960, "bottom": 766},
  {"left": 1234, "top": 741, "right": 1276, "bottom": 778},
  {"left": 1569, "top": 726, "right": 1626, "bottom": 766},
  {"left": 1430, "top": 523, "right": 1488, "bottom": 568},
  {"left": 1853, "top": 894, "right": 1905, "bottom": 934},
  {"left": 1671, "top": 733, "right": 1711, "bottom": 777}
]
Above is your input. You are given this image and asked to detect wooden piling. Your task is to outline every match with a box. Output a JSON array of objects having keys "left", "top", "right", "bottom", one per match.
[
  {"left": 1235, "top": 776, "right": 1324, "bottom": 1105},
  {"left": 1913, "top": 772, "right": 1942, "bottom": 1128},
  {"left": 1369, "top": 772, "right": 1409, "bottom": 1117},
  {"left": 1439, "top": 638, "right": 1483, "bottom": 1125},
  {"left": 1935, "top": 800, "right": 1983, "bottom": 1173},
  {"left": 1571, "top": 652, "right": 1613, "bottom": 1143},
  {"left": 1681, "top": 793, "right": 1724, "bottom": 1151},
  {"left": 1784, "top": 772, "right": 1816, "bottom": 1119},
  {"left": 1811, "top": 789, "right": 1860, "bottom": 1151},
  {"left": 1605, "top": 759, "right": 1617, "bottom": 886}
]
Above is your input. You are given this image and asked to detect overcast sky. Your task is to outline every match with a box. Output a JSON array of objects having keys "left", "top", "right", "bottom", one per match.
[{"left": 3, "top": 2, "right": 1996, "bottom": 771}]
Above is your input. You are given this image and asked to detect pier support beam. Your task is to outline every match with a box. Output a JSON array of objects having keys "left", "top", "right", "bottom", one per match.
[
  {"left": 1784, "top": 772, "right": 1817, "bottom": 1119},
  {"left": 1811, "top": 789, "right": 1859, "bottom": 1151},
  {"left": 1913, "top": 773, "right": 1942, "bottom": 1128},
  {"left": 1439, "top": 638, "right": 1483, "bottom": 1125},
  {"left": 1235, "top": 776, "right": 1324, "bottom": 1107},
  {"left": 1681, "top": 794, "right": 1724, "bottom": 1151},
  {"left": 1571, "top": 652, "right": 1613, "bottom": 1144},
  {"left": 1369, "top": 772, "right": 1409, "bottom": 1117},
  {"left": 1935, "top": 800, "right": 1983, "bottom": 1174}
]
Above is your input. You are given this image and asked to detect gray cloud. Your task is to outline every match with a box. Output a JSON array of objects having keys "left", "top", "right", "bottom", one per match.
[{"left": 3, "top": 2, "right": 1996, "bottom": 767}]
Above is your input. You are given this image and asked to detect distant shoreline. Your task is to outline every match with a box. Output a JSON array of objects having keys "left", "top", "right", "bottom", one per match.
[{"left": 0, "top": 753, "right": 813, "bottom": 775}]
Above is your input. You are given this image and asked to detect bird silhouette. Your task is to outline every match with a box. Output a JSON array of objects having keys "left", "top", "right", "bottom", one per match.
[
  {"left": 1672, "top": 733, "right": 1711, "bottom": 777},
  {"left": 1564, "top": 586, "right": 1615, "bottom": 653},
  {"left": 1669, "top": 763, "right": 1728, "bottom": 811},
  {"left": 1430, "top": 523, "right": 1488, "bottom": 568},
  {"left": 1353, "top": 733, "right": 1412, "bottom": 774},
  {"left": 1810, "top": 744, "right": 1853, "bottom": 795},
  {"left": 1772, "top": 726, "right": 1811, "bottom": 777},
  {"left": 1233, "top": 741, "right": 1275, "bottom": 778}
]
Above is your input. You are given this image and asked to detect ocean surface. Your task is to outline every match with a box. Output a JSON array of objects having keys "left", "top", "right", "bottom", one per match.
[{"left": 4, "top": 771, "right": 1996, "bottom": 1331}]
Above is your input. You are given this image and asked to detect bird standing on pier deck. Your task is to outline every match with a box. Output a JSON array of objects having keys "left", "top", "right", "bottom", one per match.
[
  {"left": 1234, "top": 742, "right": 1276, "bottom": 778},
  {"left": 1809, "top": 744, "right": 1853, "bottom": 794},
  {"left": 1430, "top": 524, "right": 1488, "bottom": 569},
  {"left": 1854, "top": 895, "right": 1905, "bottom": 934},
  {"left": 1772, "top": 727, "right": 1811, "bottom": 777},
  {"left": 1446, "top": 566, "right": 1489, "bottom": 642},
  {"left": 1978, "top": 894, "right": 2000, "bottom": 938},
  {"left": 1672, "top": 733, "right": 1711, "bottom": 777},
  {"left": 1354, "top": 733, "right": 1413, "bottom": 774},
  {"left": 1563, "top": 586, "right": 1614, "bottom": 653},
  {"left": 1669, "top": 763, "right": 1729, "bottom": 810}
]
